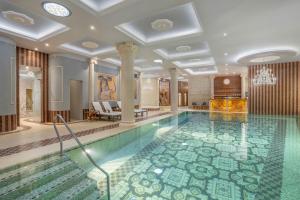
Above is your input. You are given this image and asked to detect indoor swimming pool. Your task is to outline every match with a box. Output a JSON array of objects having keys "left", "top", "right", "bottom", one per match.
[{"left": 0, "top": 112, "right": 299, "bottom": 200}]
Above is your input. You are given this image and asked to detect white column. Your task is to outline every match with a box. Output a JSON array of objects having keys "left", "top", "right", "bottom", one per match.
[
  {"left": 117, "top": 42, "right": 138, "bottom": 124},
  {"left": 88, "top": 58, "right": 97, "bottom": 111},
  {"left": 210, "top": 75, "right": 215, "bottom": 99},
  {"left": 169, "top": 68, "right": 178, "bottom": 113},
  {"left": 241, "top": 73, "right": 247, "bottom": 98}
]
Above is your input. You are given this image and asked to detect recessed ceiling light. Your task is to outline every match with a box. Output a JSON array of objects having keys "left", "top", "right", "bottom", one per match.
[
  {"left": 34, "top": 48, "right": 38, "bottom": 51},
  {"left": 224, "top": 53, "right": 228, "bottom": 56},
  {"left": 176, "top": 45, "right": 192, "bottom": 52},
  {"left": 250, "top": 55, "right": 280, "bottom": 63},
  {"left": 42, "top": 2, "right": 71, "bottom": 17},
  {"left": 45, "top": 43, "right": 49, "bottom": 47},
  {"left": 151, "top": 19, "right": 173, "bottom": 32},
  {"left": 223, "top": 33, "right": 228, "bottom": 37},
  {"left": 225, "top": 64, "right": 228, "bottom": 66},
  {"left": 154, "top": 59, "right": 163, "bottom": 63},
  {"left": 90, "top": 25, "right": 95, "bottom": 30}
]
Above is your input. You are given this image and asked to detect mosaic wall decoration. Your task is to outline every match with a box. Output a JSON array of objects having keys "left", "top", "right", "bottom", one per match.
[{"left": 97, "top": 73, "right": 117, "bottom": 100}]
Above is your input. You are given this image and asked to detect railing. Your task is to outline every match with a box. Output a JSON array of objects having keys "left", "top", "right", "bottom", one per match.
[{"left": 53, "top": 114, "right": 110, "bottom": 200}]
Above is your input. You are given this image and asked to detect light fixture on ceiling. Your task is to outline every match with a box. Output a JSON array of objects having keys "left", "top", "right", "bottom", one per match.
[
  {"left": 250, "top": 55, "right": 280, "bottom": 63},
  {"left": 2, "top": 11, "right": 35, "bottom": 25},
  {"left": 90, "top": 25, "right": 95, "bottom": 30},
  {"left": 81, "top": 41, "right": 99, "bottom": 49},
  {"left": 45, "top": 43, "right": 49, "bottom": 47},
  {"left": 42, "top": 2, "right": 71, "bottom": 17},
  {"left": 34, "top": 48, "right": 38, "bottom": 51},
  {"left": 225, "top": 64, "right": 228, "bottom": 66},
  {"left": 252, "top": 66, "right": 277, "bottom": 86},
  {"left": 223, "top": 32, "right": 228, "bottom": 37},
  {"left": 176, "top": 45, "right": 191, "bottom": 52},
  {"left": 224, "top": 52, "right": 228, "bottom": 56},
  {"left": 151, "top": 19, "right": 174, "bottom": 32},
  {"left": 154, "top": 59, "right": 163, "bottom": 64}
]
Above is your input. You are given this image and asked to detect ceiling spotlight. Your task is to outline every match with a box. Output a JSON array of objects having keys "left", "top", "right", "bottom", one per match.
[
  {"left": 224, "top": 52, "right": 228, "bottom": 56},
  {"left": 90, "top": 25, "right": 95, "bottom": 30},
  {"left": 34, "top": 48, "right": 38, "bottom": 51},
  {"left": 154, "top": 59, "right": 163, "bottom": 64},
  {"left": 42, "top": 2, "right": 71, "bottom": 17},
  {"left": 223, "top": 33, "right": 228, "bottom": 37},
  {"left": 45, "top": 43, "right": 49, "bottom": 47},
  {"left": 225, "top": 64, "right": 228, "bottom": 66},
  {"left": 151, "top": 19, "right": 173, "bottom": 32}
]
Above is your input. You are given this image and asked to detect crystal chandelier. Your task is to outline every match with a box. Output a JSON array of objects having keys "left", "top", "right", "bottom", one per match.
[{"left": 252, "top": 66, "right": 277, "bottom": 86}]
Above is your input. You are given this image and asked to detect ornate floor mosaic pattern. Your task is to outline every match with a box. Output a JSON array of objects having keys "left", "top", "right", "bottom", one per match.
[
  {"left": 107, "top": 112, "right": 287, "bottom": 200},
  {"left": 0, "top": 155, "right": 101, "bottom": 199}
]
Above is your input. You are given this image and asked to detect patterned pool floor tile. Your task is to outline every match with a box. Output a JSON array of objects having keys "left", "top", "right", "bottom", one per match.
[{"left": 107, "top": 113, "right": 288, "bottom": 200}]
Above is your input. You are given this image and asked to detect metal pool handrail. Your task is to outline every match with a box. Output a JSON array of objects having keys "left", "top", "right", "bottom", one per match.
[{"left": 53, "top": 114, "right": 111, "bottom": 200}]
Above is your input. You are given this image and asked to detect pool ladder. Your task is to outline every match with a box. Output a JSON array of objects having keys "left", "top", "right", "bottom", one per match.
[{"left": 53, "top": 114, "right": 111, "bottom": 200}]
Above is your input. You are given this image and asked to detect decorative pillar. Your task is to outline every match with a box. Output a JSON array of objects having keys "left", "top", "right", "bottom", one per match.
[
  {"left": 0, "top": 37, "right": 17, "bottom": 133},
  {"left": 210, "top": 75, "right": 215, "bottom": 99},
  {"left": 241, "top": 73, "right": 247, "bottom": 98},
  {"left": 169, "top": 68, "right": 178, "bottom": 113},
  {"left": 117, "top": 42, "right": 138, "bottom": 124},
  {"left": 88, "top": 58, "right": 97, "bottom": 111}
]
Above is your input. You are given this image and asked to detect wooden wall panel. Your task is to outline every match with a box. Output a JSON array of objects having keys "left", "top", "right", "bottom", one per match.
[
  {"left": 0, "top": 114, "right": 17, "bottom": 133},
  {"left": 248, "top": 61, "right": 300, "bottom": 115},
  {"left": 214, "top": 75, "right": 241, "bottom": 98},
  {"left": 16, "top": 47, "right": 49, "bottom": 123},
  {"left": 47, "top": 110, "right": 70, "bottom": 123}
]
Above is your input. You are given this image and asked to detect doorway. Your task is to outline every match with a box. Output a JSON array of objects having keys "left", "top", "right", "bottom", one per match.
[
  {"left": 70, "top": 80, "right": 83, "bottom": 121},
  {"left": 19, "top": 66, "right": 42, "bottom": 122}
]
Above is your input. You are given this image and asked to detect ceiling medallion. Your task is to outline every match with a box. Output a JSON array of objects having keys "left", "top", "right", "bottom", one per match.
[
  {"left": 151, "top": 19, "right": 173, "bottom": 32},
  {"left": 2, "top": 11, "right": 35, "bottom": 25},
  {"left": 176, "top": 45, "right": 192, "bottom": 52},
  {"left": 81, "top": 41, "right": 99, "bottom": 49},
  {"left": 252, "top": 66, "right": 277, "bottom": 86}
]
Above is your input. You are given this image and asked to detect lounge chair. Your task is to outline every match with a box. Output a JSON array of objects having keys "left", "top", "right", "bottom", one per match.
[
  {"left": 117, "top": 101, "right": 148, "bottom": 117},
  {"left": 92, "top": 102, "right": 121, "bottom": 121},
  {"left": 102, "top": 101, "right": 122, "bottom": 115}
]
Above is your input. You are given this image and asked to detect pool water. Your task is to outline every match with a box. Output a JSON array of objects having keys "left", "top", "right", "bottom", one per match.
[{"left": 1, "top": 112, "right": 300, "bottom": 199}]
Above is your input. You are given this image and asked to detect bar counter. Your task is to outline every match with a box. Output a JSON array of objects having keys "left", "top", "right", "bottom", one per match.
[{"left": 210, "top": 98, "right": 247, "bottom": 113}]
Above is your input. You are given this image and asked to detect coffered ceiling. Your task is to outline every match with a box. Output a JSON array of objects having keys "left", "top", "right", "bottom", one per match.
[{"left": 1, "top": 0, "right": 300, "bottom": 77}]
